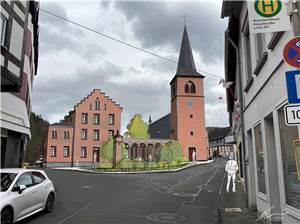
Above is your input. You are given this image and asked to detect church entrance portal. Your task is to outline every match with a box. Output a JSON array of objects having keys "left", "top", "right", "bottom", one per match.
[{"left": 188, "top": 147, "right": 196, "bottom": 161}]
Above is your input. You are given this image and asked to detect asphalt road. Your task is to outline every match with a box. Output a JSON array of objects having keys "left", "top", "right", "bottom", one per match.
[{"left": 19, "top": 158, "right": 227, "bottom": 224}]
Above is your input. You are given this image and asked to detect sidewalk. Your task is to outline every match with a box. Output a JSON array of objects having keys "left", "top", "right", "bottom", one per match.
[
  {"left": 218, "top": 178, "right": 257, "bottom": 224},
  {"left": 51, "top": 160, "right": 215, "bottom": 174}
]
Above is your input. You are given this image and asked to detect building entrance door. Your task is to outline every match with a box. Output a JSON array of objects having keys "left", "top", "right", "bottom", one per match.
[
  {"left": 188, "top": 147, "right": 196, "bottom": 161},
  {"left": 93, "top": 150, "right": 99, "bottom": 163}
]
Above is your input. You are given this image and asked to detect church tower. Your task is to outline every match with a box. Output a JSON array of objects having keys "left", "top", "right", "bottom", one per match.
[{"left": 170, "top": 26, "right": 207, "bottom": 161}]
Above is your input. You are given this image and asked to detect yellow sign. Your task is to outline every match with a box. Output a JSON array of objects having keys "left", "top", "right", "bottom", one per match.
[
  {"left": 293, "top": 140, "right": 300, "bottom": 181},
  {"left": 255, "top": 0, "right": 282, "bottom": 17}
]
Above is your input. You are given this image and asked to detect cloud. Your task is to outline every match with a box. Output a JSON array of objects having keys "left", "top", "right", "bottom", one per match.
[
  {"left": 39, "top": 2, "right": 85, "bottom": 54},
  {"left": 115, "top": 1, "right": 227, "bottom": 63}
]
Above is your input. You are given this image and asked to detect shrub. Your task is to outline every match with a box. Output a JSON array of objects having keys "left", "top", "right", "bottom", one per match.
[
  {"left": 117, "top": 159, "right": 134, "bottom": 169},
  {"left": 97, "top": 161, "right": 112, "bottom": 169},
  {"left": 134, "top": 161, "right": 144, "bottom": 169},
  {"left": 169, "top": 161, "right": 178, "bottom": 167},
  {"left": 146, "top": 162, "right": 157, "bottom": 169},
  {"left": 158, "top": 161, "right": 169, "bottom": 168}
]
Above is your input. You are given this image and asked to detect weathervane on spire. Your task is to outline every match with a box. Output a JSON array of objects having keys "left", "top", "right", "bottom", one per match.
[{"left": 182, "top": 14, "right": 187, "bottom": 25}]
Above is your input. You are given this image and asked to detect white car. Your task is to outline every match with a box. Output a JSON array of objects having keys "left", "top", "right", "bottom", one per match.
[{"left": 0, "top": 169, "right": 56, "bottom": 224}]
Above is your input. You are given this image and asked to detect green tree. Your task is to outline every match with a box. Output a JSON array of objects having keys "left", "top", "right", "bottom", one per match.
[
  {"left": 159, "top": 140, "right": 182, "bottom": 162},
  {"left": 126, "top": 114, "right": 149, "bottom": 139},
  {"left": 25, "top": 112, "right": 49, "bottom": 163},
  {"left": 101, "top": 137, "right": 114, "bottom": 161}
]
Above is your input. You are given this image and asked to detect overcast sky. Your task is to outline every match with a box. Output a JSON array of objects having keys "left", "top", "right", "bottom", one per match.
[{"left": 33, "top": 0, "right": 228, "bottom": 133}]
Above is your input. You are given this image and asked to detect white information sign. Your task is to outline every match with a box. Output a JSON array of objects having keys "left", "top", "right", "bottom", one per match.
[
  {"left": 248, "top": 0, "right": 291, "bottom": 33},
  {"left": 284, "top": 104, "right": 300, "bottom": 126}
]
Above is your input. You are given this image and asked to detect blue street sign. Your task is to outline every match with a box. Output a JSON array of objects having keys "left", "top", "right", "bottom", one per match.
[{"left": 285, "top": 70, "right": 300, "bottom": 104}]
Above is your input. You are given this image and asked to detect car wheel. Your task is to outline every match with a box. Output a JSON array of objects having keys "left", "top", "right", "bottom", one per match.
[
  {"left": 45, "top": 193, "right": 55, "bottom": 212},
  {"left": 1, "top": 207, "right": 13, "bottom": 224}
]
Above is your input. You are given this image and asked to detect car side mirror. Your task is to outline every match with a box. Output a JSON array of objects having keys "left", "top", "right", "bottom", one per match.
[
  {"left": 12, "top": 185, "right": 26, "bottom": 194},
  {"left": 18, "top": 185, "right": 26, "bottom": 194}
]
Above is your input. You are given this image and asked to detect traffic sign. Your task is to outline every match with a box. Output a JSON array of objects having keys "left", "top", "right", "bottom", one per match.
[
  {"left": 283, "top": 36, "right": 300, "bottom": 68},
  {"left": 284, "top": 104, "right": 300, "bottom": 126},
  {"left": 248, "top": 0, "right": 291, "bottom": 33},
  {"left": 285, "top": 70, "right": 300, "bottom": 104}
]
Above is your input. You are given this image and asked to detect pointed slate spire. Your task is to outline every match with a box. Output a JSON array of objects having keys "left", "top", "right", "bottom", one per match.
[{"left": 176, "top": 26, "right": 204, "bottom": 78}]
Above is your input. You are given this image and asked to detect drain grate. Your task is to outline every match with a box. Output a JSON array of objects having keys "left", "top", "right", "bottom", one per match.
[{"left": 147, "top": 213, "right": 186, "bottom": 223}]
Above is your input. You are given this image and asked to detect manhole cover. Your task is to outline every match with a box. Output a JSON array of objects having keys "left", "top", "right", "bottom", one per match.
[{"left": 147, "top": 213, "right": 186, "bottom": 223}]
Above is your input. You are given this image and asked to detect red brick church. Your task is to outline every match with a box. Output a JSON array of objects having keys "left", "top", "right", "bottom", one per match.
[{"left": 149, "top": 25, "right": 208, "bottom": 161}]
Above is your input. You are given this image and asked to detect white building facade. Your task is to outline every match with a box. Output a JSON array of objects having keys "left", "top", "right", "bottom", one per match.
[
  {"left": 222, "top": 1, "right": 300, "bottom": 223},
  {"left": 1, "top": 1, "right": 39, "bottom": 167}
]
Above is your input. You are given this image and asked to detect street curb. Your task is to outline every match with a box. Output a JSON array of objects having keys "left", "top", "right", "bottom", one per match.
[{"left": 51, "top": 160, "right": 215, "bottom": 174}]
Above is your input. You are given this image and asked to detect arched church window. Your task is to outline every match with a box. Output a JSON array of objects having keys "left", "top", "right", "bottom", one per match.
[
  {"left": 185, "top": 81, "right": 196, "bottom": 94},
  {"left": 184, "top": 84, "right": 189, "bottom": 93},
  {"left": 190, "top": 82, "right": 196, "bottom": 93}
]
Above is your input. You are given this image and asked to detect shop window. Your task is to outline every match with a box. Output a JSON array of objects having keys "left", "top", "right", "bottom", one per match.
[
  {"left": 254, "top": 124, "right": 266, "bottom": 194},
  {"left": 278, "top": 107, "right": 300, "bottom": 209}
]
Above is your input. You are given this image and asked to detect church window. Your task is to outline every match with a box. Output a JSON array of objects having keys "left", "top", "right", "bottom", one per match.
[
  {"left": 190, "top": 114, "right": 193, "bottom": 118},
  {"left": 190, "top": 82, "right": 196, "bottom": 93},
  {"left": 190, "top": 131, "right": 194, "bottom": 136},
  {"left": 184, "top": 84, "right": 189, "bottom": 93},
  {"left": 185, "top": 81, "right": 196, "bottom": 94}
]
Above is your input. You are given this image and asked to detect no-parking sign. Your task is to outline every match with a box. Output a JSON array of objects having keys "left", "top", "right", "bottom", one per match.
[{"left": 283, "top": 36, "right": 300, "bottom": 68}]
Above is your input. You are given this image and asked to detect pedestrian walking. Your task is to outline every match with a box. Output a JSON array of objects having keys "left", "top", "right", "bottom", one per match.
[{"left": 225, "top": 154, "right": 238, "bottom": 192}]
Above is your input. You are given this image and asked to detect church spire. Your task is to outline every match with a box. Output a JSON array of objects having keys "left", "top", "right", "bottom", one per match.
[{"left": 176, "top": 25, "right": 204, "bottom": 78}]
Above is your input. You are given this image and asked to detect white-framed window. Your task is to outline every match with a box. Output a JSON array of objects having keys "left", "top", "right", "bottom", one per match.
[
  {"left": 254, "top": 123, "right": 266, "bottom": 194},
  {"left": 80, "top": 147, "right": 87, "bottom": 158},
  {"left": 94, "top": 129, "right": 99, "bottom": 140},
  {"left": 108, "top": 130, "right": 114, "bottom": 137},
  {"left": 108, "top": 114, "right": 114, "bottom": 125},
  {"left": 255, "top": 33, "right": 266, "bottom": 62},
  {"left": 50, "top": 146, "right": 56, "bottom": 157},
  {"left": 93, "top": 114, "right": 100, "bottom": 124},
  {"left": 81, "top": 113, "right": 88, "bottom": 124},
  {"left": 81, "top": 129, "right": 87, "bottom": 140},
  {"left": 1, "top": 15, "right": 8, "bottom": 47},
  {"left": 63, "top": 146, "right": 69, "bottom": 157}
]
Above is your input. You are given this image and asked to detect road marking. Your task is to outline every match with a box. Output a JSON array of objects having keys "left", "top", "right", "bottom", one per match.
[
  {"left": 218, "top": 172, "right": 226, "bottom": 196},
  {"left": 57, "top": 200, "right": 95, "bottom": 224},
  {"left": 191, "top": 169, "right": 220, "bottom": 203}
]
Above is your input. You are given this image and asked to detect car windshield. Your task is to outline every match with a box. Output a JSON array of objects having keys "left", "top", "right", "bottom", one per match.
[{"left": 1, "top": 173, "right": 17, "bottom": 192}]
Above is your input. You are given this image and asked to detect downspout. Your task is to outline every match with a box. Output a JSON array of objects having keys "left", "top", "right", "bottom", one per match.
[{"left": 227, "top": 33, "right": 248, "bottom": 205}]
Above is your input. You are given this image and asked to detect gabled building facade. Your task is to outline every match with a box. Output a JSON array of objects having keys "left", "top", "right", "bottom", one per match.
[
  {"left": 221, "top": 1, "right": 300, "bottom": 223},
  {"left": 44, "top": 89, "right": 122, "bottom": 167},
  {"left": 0, "top": 1, "right": 39, "bottom": 168}
]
